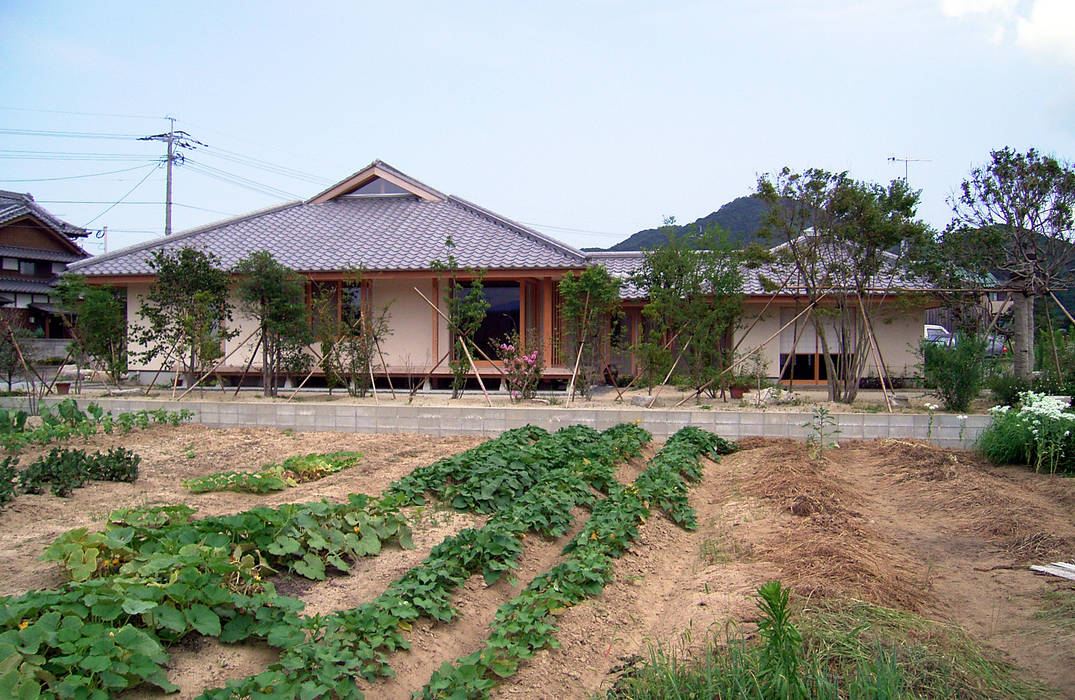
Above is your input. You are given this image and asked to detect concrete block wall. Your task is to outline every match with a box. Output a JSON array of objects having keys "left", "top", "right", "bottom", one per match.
[{"left": 0, "top": 397, "right": 992, "bottom": 449}]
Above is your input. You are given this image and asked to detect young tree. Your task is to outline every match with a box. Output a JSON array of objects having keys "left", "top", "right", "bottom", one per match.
[
  {"left": 132, "top": 247, "right": 237, "bottom": 387},
  {"left": 757, "top": 168, "right": 930, "bottom": 402},
  {"left": 558, "top": 265, "right": 622, "bottom": 399},
  {"left": 233, "top": 251, "right": 310, "bottom": 397},
  {"left": 630, "top": 227, "right": 744, "bottom": 398},
  {"left": 949, "top": 147, "right": 1075, "bottom": 378},
  {"left": 432, "top": 236, "right": 489, "bottom": 399},
  {"left": 54, "top": 275, "right": 127, "bottom": 382}
]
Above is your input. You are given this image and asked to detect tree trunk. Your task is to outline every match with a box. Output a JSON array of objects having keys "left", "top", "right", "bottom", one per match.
[
  {"left": 1012, "top": 293, "right": 1036, "bottom": 379},
  {"left": 261, "top": 330, "right": 272, "bottom": 397}
]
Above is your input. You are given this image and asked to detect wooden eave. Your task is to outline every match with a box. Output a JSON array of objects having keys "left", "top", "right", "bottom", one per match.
[{"left": 1, "top": 214, "right": 88, "bottom": 257}]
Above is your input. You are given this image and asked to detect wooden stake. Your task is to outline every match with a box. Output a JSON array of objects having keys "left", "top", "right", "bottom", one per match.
[
  {"left": 1050, "top": 291, "right": 1075, "bottom": 327},
  {"left": 613, "top": 327, "right": 684, "bottom": 400},
  {"left": 459, "top": 338, "right": 492, "bottom": 406},
  {"left": 857, "top": 297, "right": 892, "bottom": 413},
  {"left": 568, "top": 341, "right": 586, "bottom": 402},
  {"left": 373, "top": 335, "right": 396, "bottom": 398},
  {"left": 648, "top": 337, "right": 691, "bottom": 407},
  {"left": 143, "top": 338, "right": 181, "bottom": 395},
  {"left": 367, "top": 359, "right": 379, "bottom": 404},
  {"left": 233, "top": 333, "right": 263, "bottom": 397},
  {"left": 413, "top": 288, "right": 509, "bottom": 380},
  {"left": 410, "top": 349, "right": 451, "bottom": 399},
  {"left": 44, "top": 344, "right": 76, "bottom": 395},
  {"left": 175, "top": 328, "right": 259, "bottom": 400}
]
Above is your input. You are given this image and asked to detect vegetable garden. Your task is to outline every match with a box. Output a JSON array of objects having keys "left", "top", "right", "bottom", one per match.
[{"left": 0, "top": 416, "right": 1072, "bottom": 698}]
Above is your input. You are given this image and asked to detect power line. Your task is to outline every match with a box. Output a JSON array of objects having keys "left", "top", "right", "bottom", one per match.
[
  {"left": 0, "top": 128, "right": 141, "bottom": 140},
  {"left": 0, "top": 106, "right": 164, "bottom": 120},
  {"left": 0, "top": 150, "right": 157, "bottom": 162},
  {"left": 0, "top": 165, "right": 156, "bottom": 182},
  {"left": 199, "top": 146, "right": 330, "bottom": 185},
  {"left": 83, "top": 164, "right": 161, "bottom": 226},
  {"left": 517, "top": 220, "right": 624, "bottom": 238},
  {"left": 184, "top": 158, "right": 299, "bottom": 199},
  {"left": 38, "top": 200, "right": 235, "bottom": 215}
]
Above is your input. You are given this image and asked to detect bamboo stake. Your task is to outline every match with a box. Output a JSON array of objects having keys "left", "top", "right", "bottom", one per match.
[
  {"left": 1050, "top": 291, "right": 1075, "bottom": 327},
  {"left": 459, "top": 337, "right": 492, "bottom": 406},
  {"left": 777, "top": 306, "right": 813, "bottom": 387},
  {"left": 613, "top": 327, "right": 685, "bottom": 401},
  {"left": 568, "top": 341, "right": 586, "bottom": 402},
  {"left": 175, "top": 328, "right": 259, "bottom": 401},
  {"left": 0, "top": 314, "right": 49, "bottom": 399},
  {"left": 367, "top": 359, "right": 379, "bottom": 404},
  {"left": 144, "top": 338, "right": 182, "bottom": 395},
  {"left": 373, "top": 336, "right": 396, "bottom": 398},
  {"left": 233, "top": 333, "right": 263, "bottom": 397},
  {"left": 729, "top": 267, "right": 797, "bottom": 355},
  {"left": 857, "top": 297, "right": 892, "bottom": 413},
  {"left": 674, "top": 293, "right": 827, "bottom": 407},
  {"left": 44, "top": 344, "right": 76, "bottom": 396},
  {"left": 170, "top": 356, "right": 181, "bottom": 399},
  {"left": 287, "top": 342, "right": 346, "bottom": 402},
  {"left": 648, "top": 337, "right": 691, "bottom": 407}
]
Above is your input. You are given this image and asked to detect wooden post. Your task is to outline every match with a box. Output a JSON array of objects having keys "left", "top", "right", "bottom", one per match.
[
  {"left": 459, "top": 337, "right": 492, "bottom": 406},
  {"left": 413, "top": 287, "right": 509, "bottom": 380},
  {"left": 367, "top": 359, "right": 379, "bottom": 404},
  {"left": 542, "top": 277, "right": 553, "bottom": 366},
  {"left": 568, "top": 341, "right": 586, "bottom": 402},
  {"left": 175, "top": 328, "right": 259, "bottom": 400}
]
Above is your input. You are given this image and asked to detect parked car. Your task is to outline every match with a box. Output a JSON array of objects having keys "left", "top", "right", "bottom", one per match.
[{"left": 923, "top": 324, "right": 1008, "bottom": 357}]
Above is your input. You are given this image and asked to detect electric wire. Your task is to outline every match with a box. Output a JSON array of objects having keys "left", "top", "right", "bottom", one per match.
[
  {"left": 83, "top": 164, "right": 161, "bottom": 226},
  {"left": 0, "top": 165, "right": 157, "bottom": 183},
  {"left": 183, "top": 158, "right": 299, "bottom": 199},
  {"left": 37, "top": 200, "right": 235, "bottom": 216},
  {"left": 0, "top": 128, "right": 142, "bottom": 140},
  {"left": 0, "top": 106, "right": 164, "bottom": 120}
]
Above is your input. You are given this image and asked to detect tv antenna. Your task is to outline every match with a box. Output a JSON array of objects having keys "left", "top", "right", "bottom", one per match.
[{"left": 887, "top": 155, "right": 930, "bottom": 185}]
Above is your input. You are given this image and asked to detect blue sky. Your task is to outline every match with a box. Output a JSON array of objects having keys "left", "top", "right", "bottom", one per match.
[{"left": 1, "top": 0, "right": 1072, "bottom": 256}]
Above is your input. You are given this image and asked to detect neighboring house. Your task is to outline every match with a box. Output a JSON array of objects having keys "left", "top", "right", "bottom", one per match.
[
  {"left": 0, "top": 191, "right": 90, "bottom": 346},
  {"left": 68, "top": 161, "right": 934, "bottom": 388}
]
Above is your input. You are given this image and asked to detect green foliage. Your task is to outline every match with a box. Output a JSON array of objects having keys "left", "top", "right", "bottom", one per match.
[
  {"left": 233, "top": 251, "right": 312, "bottom": 397},
  {"left": 603, "top": 592, "right": 1039, "bottom": 699},
  {"left": 0, "top": 457, "right": 17, "bottom": 508},
  {"left": 631, "top": 226, "right": 744, "bottom": 397},
  {"left": 496, "top": 330, "right": 542, "bottom": 402},
  {"left": 979, "top": 393, "right": 1075, "bottom": 474},
  {"left": 54, "top": 275, "right": 128, "bottom": 382},
  {"left": 558, "top": 265, "right": 622, "bottom": 399},
  {"left": 920, "top": 333, "right": 988, "bottom": 412},
  {"left": 0, "top": 325, "right": 38, "bottom": 392},
  {"left": 131, "top": 247, "right": 237, "bottom": 386},
  {"left": 989, "top": 372, "right": 1031, "bottom": 407},
  {"left": 418, "top": 426, "right": 732, "bottom": 698},
  {"left": 184, "top": 451, "right": 363, "bottom": 493},
  {"left": 17, "top": 447, "right": 140, "bottom": 498},
  {"left": 803, "top": 406, "right": 840, "bottom": 459},
  {"left": 0, "top": 399, "right": 192, "bottom": 453}
]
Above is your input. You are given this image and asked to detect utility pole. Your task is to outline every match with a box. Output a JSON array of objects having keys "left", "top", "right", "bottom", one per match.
[
  {"left": 887, "top": 155, "right": 930, "bottom": 185},
  {"left": 140, "top": 118, "right": 204, "bottom": 236}
]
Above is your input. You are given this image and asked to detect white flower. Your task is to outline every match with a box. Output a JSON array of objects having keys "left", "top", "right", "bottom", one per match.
[{"left": 925, "top": 403, "right": 939, "bottom": 411}]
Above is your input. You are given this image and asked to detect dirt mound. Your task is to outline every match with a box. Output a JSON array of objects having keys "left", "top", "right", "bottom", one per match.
[
  {"left": 877, "top": 439, "right": 964, "bottom": 482},
  {"left": 745, "top": 443, "right": 859, "bottom": 520}
]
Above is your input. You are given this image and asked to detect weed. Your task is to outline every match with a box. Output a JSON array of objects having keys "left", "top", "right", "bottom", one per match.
[
  {"left": 803, "top": 407, "right": 840, "bottom": 459},
  {"left": 699, "top": 532, "right": 752, "bottom": 565},
  {"left": 1035, "top": 585, "right": 1075, "bottom": 629}
]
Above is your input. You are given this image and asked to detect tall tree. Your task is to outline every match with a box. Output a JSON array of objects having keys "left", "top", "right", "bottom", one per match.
[
  {"left": 949, "top": 147, "right": 1075, "bottom": 378},
  {"left": 630, "top": 226, "right": 744, "bottom": 398},
  {"left": 132, "top": 247, "right": 236, "bottom": 387},
  {"left": 54, "top": 275, "right": 127, "bottom": 382},
  {"left": 757, "top": 168, "right": 930, "bottom": 402},
  {"left": 233, "top": 251, "right": 310, "bottom": 397}
]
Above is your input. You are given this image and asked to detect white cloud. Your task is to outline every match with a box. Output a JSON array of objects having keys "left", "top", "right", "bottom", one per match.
[
  {"left": 1015, "top": 0, "right": 1075, "bottom": 64},
  {"left": 941, "top": 0, "right": 1075, "bottom": 64}
]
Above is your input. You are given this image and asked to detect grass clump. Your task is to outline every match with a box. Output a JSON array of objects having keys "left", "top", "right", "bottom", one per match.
[
  {"left": 1035, "top": 586, "right": 1075, "bottom": 630},
  {"left": 604, "top": 582, "right": 1041, "bottom": 700}
]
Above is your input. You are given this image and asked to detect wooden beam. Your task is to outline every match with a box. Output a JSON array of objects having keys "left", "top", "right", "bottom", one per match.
[
  {"left": 431, "top": 278, "right": 439, "bottom": 360},
  {"left": 542, "top": 277, "right": 553, "bottom": 365}
]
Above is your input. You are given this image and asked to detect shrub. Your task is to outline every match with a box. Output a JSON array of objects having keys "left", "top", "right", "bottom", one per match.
[
  {"left": 978, "top": 392, "right": 1075, "bottom": 474},
  {"left": 989, "top": 373, "right": 1031, "bottom": 407},
  {"left": 920, "top": 333, "right": 988, "bottom": 412}
]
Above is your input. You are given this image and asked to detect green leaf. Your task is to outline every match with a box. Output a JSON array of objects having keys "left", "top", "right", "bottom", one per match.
[
  {"left": 153, "top": 605, "right": 186, "bottom": 633},
  {"left": 121, "top": 599, "right": 158, "bottom": 616},
  {"left": 185, "top": 604, "right": 221, "bottom": 636},
  {"left": 79, "top": 655, "right": 110, "bottom": 672},
  {"left": 293, "top": 553, "right": 325, "bottom": 580}
]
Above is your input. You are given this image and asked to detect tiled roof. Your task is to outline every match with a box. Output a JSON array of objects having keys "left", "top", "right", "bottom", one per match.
[
  {"left": 0, "top": 276, "right": 56, "bottom": 295},
  {"left": 587, "top": 248, "right": 932, "bottom": 300},
  {"left": 0, "top": 190, "right": 88, "bottom": 239},
  {"left": 0, "top": 244, "right": 84, "bottom": 263},
  {"left": 70, "top": 191, "right": 588, "bottom": 276}
]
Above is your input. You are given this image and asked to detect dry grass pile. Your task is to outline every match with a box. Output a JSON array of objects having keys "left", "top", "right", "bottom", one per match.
[
  {"left": 737, "top": 442, "right": 930, "bottom": 612},
  {"left": 877, "top": 439, "right": 962, "bottom": 482}
]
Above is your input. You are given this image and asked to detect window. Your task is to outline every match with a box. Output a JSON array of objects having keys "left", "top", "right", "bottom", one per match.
[
  {"left": 19, "top": 261, "right": 34, "bottom": 275},
  {"left": 51, "top": 263, "right": 66, "bottom": 275},
  {"left": 351, "top": 177, "right": 408, "bottom": 195},
  {"left": 1, "top": 258, "right": 17, "bottom": 271},
  {"left": 457, "top": 281, "right": 520, "bottom": 359}
]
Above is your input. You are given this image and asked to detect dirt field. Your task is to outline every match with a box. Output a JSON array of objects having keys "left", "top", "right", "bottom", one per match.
[{"left": 1, "top": 424, "right": 1072, "bottom": 698}]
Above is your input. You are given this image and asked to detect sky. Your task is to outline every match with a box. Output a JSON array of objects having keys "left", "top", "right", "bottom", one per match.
[{"left": 1, "top": 0, "right": 1073, "bottom": 257}]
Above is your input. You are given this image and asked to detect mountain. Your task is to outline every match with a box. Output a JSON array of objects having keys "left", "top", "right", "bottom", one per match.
[{"left": 602, "top": 195, "right": 769, "bottom": 252}]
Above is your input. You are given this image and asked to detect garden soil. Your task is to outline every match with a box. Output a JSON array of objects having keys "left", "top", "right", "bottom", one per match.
[{"left": 1, "top": 426, "right": 1073, "bottom": 698}]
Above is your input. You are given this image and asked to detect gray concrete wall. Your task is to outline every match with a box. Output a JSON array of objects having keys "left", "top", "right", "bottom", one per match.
[{"left": 0, "top": 396, "right": 991, "bottom": 449}]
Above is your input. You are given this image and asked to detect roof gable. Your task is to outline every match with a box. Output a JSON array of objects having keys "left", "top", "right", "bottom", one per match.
[
  {"left": 307, "top": 160, "right": 446, "bottom": 204},
  {"left": 0, "top": 190, "right": 89, "bottom": 241}
]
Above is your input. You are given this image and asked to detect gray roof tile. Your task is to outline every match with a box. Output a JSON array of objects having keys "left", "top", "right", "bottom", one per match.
[{"left": 0, "top": 190, "right": 89, "bottom": 240}]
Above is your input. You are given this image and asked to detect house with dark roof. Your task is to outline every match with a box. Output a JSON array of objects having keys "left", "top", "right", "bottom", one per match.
[
  {"left": 0, "top": 190, "right": 90, "bottom": 344},
  {"left": 68, "top": 161, "right": 933, "bottom": 388}
]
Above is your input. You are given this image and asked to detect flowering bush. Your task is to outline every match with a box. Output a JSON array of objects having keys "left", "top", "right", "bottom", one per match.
[
  {"left": 497, "top": 333, "right": 542, "bottom": 402},
  {"left": 978, "top": 391, "right": 1075, "bottom": 474}
]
